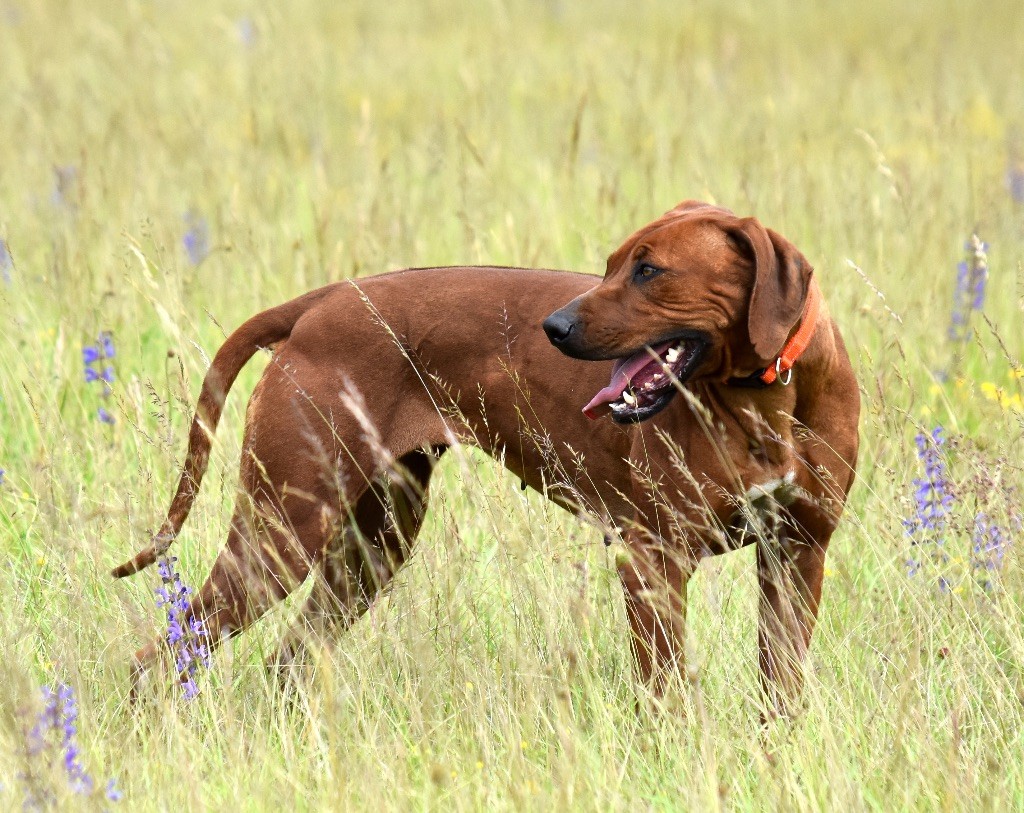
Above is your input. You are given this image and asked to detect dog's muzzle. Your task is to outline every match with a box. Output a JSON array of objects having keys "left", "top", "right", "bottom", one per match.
[{"left": 542, "top": 303, "right": 584, "bottom": 354}]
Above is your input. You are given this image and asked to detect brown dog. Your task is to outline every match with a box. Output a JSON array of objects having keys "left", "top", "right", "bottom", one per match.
[{"left": 114, "top": 201, "right": 859, "bottom": 712}]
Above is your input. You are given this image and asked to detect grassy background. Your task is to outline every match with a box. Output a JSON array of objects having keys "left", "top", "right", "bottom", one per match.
[{"left": 1, "top": 0, "right": 1023, "bottom": 809}]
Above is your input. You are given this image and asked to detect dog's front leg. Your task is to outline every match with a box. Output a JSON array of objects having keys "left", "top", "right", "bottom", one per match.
[
  {"left": 616, "top": 531, "right": 695, "bottom": 697},
  {"left": 755, "top": 503, "right": 830, "bottom": 720}
]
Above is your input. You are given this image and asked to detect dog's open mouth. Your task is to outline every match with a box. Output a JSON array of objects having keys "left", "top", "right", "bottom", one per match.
[{"left": 583, "top": 337, "right": 708, "bottom": 423}]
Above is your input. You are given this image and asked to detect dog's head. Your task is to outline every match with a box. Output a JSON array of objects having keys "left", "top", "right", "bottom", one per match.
[{"left": 543, "top": 200, "right": 814, "bottom": 423}]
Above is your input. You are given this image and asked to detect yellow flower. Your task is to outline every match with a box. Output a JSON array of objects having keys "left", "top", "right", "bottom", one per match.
[
  {"left": 979, "top": 382, "right": 1021, "bottom": 410},
  {"left": 966, "top": 96, "right": 1004, "bottom": 139}
]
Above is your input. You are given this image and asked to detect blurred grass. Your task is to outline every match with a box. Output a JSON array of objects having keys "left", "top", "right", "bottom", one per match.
[{"left": 1, "top": 0, "right": 1023, "bottom": 809}]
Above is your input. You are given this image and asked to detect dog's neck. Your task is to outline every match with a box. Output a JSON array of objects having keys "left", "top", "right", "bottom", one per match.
[
  {"left": 726, "top": 280, "right": 822, "bottom": 390},
  {"left": 704, "top": 287, "right": 838, "bottom": 469}
]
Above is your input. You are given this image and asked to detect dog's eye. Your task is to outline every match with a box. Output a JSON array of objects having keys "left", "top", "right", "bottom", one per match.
[{"left": 634, "top": 263, "right": 664, "bottom": 282}]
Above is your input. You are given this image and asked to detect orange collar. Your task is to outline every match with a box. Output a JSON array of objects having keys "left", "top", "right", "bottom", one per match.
[
  {"left": 759, "top": 281, "right": 820, "bottom": 385},
  {"left": 729, "top": 282, "right": 821, "bottom": 388}
]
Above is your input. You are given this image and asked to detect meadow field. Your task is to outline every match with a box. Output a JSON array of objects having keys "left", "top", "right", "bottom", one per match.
[{"left": 1, "top": 0, "right": 1023, "bottom": 809}]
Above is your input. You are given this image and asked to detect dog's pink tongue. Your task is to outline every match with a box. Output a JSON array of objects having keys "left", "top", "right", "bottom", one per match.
[{"left": 582, "top": 344, "right": 670, "bottom": 420}]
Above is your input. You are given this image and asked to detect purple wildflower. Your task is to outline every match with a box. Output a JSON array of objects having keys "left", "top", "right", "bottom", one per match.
[
  {"left": 971, "top": 513, "right": 1008, "bottom": 591},
  {"left": 0, "top": 237, "right": 12, "bottom": 284},
  {"left": 966, "top": 236, "right": 989, "bottom": 310},
  {"left": 236, "top": 16, "right": 257, "bottom": 46},
  {"left": 100, "top": 331, "right": 115, "bottom": 359},
  {"left": 82, "top": 332, "right": 116, "bottom": 424},
  {"left": 0, "top": 467, "right": 5, "bottom": 486},
  {"left": 182, "top": 211, "right": 210, "bottom": 266},
  {"left": 904, "top": 427, "right": 954, "bottom": 586},
  {"left": 50, "top": 165, "right": 78, "bottom": 210},
  {"left": 947, "top": 234, "right": 989, "bottom": 343},
  {"left": 1008, "top": 160, "right": 1024, "bottom": 204},
  {"left": 55, "top": 687, "right": 89, "bottom": 793},
  {"left": 105, "top": 779, "right": 124, "bottom": 802},
  {"left": 156, "top": 556, "right": 210, "bottom": 699},
  {"left": 23, "top": 682, "right": 123, "bottom": 802}
]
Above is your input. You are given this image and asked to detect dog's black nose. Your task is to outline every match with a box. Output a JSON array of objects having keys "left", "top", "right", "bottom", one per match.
[{"left": 543, "top": 310, "right": 576, "bottom": 345}]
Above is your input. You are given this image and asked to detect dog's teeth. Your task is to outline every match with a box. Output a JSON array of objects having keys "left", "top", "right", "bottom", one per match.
[
  {"left": 652, "top": 373, "right": 664, "bottom": 382},
  {"left": 622, "top": 391, "right": 637, "bottom": 406},
  {"left": 665, "top": 346, "right": 681, "bottom": 364}
]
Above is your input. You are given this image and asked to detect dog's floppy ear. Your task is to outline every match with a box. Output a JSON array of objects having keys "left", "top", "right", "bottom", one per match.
[{"left": 729, "top": 217, "right": 813, "bottom": 361}]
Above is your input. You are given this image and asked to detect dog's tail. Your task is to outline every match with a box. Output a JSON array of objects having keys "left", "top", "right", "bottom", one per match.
[{"left": 111, "top": 284, "right": 339, "bottom": 579}]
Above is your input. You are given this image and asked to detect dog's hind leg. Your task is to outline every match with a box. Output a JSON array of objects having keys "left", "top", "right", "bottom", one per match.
[
  {"left": 128, "top": 451, "right": 349, "bottom": 695},
  {"left": 271, "top": 447, "right": 443, "bottom": 670}
]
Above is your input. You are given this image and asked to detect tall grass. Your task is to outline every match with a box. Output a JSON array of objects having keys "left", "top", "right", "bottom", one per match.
[{"left": 1, "top": 0, "right": 1023, "bottom": 808}]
